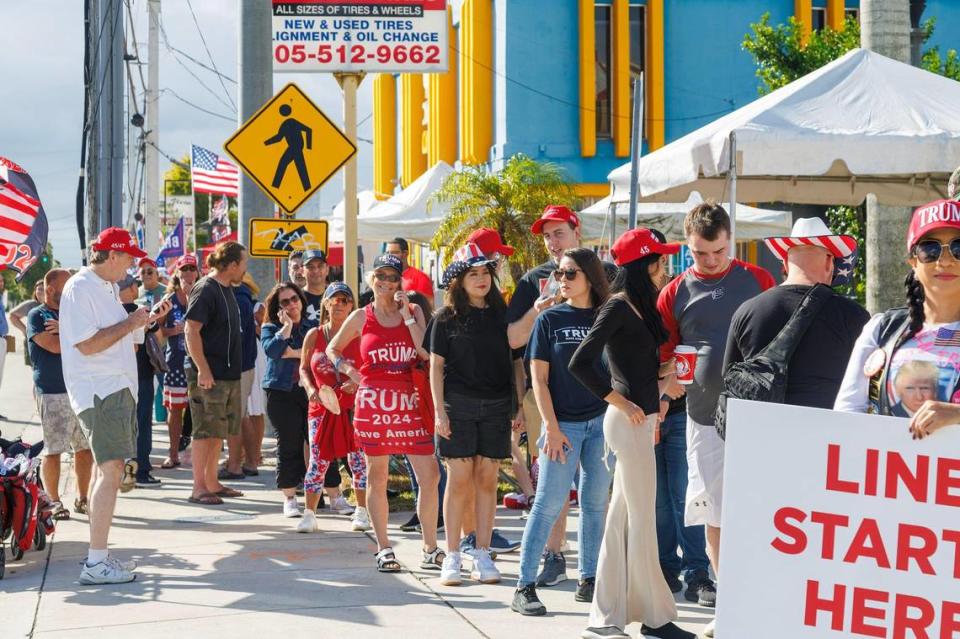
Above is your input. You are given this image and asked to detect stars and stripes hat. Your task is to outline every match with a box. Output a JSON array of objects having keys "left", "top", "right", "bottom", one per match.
[
  {"left": 440, "top": 242, "right": 496, "bottom": 289},
  {"left": 907, "top": 199, "right": 960, "bottom": 250},
  {"left": 763, "top": 218, "right": 857, "bottom": 262}
]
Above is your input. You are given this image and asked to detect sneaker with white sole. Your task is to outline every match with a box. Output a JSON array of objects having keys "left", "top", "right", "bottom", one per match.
[
  {"left": 283, "top": 498, "right": 302, "bottom": 518},
  {"left": 470, "top": 548, "right": 501, "bottom": 584},
  {"left": 296, "top": 510, "right": 319, "bottom": 533},
  {"left": 703, "top": 619, "right": 715, "bottom": 638},
  {"left": 351, "top": 506, "right": 371, "bottom": 531},
  {"left": 332, "top": 495, "right": 355, "bottom": 515},
  {"left": 439, "top": 551, "right": 463, "bottom": 585},
  {"left": 119, "top": 460, "right": 138, "bottom": 493},
  {"left": 79, "top": 559, "right": 136, "bottom": 584},
  {"left": 108, "top": 555, "right": 138, "bottom": 572}
]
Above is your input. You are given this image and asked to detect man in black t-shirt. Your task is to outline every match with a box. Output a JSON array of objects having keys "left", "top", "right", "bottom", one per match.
[
  {"left": 184, "top": 242, "right": 247, "bottom": 504},
  {"left": 723, "top": 218, "right": 870, "bottom": 409},
  {"left": 301, "top": 249, "right": 329, "bottom": 323}
]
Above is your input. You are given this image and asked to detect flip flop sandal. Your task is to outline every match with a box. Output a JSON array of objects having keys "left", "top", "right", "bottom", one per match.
[
  {"left": 187, "top": 493, "right": 224, "bottom": 505},
  {"left": 376, "top": 547, "right": 401, "bottom": 573},
  {"left": 241, "top": 466, "right": 259, "bottom": 476},
  {"left": 74, "top": 497, "right": 89, "bottom": 514},
  {"left": 160, "top": 459, "right": 181, "bottom": 469},
  {"left": 215, "top": 487, "right": 244, "bottom": 498},
  {"left": 51, "top": 502, "right": 71, "bottom": 520},
  {"left": 218, "top": 468, "right": 246, "bottom": 480}
]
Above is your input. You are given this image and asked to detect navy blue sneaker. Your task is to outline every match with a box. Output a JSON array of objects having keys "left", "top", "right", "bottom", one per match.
[
  {"left": 490, "top": 529, "right": 521, "bottom": 553},
  {"left": 535, "top": 551, "right": 567, "bottom": 587}
]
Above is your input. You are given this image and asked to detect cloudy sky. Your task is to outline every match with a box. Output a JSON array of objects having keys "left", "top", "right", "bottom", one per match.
[{"left": 1, "top": 1, "right": 384, "bottom": 268}]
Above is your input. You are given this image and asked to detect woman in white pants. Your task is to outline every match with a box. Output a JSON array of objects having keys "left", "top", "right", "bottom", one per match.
[{"left": 569, "top": 229, "right": 695, "bottom": 639}]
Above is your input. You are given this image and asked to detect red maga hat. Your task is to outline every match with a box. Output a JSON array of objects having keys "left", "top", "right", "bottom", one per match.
[
  {"left": 610, "top": 228, "right": 680, "bottom": 266},
  {"left": 92, "top": 227, "right": 147, "bottom": 258},
  {"left": 531, "top": 205, "right": 580, "bottom": 234},
  {"left": 467, "top": 227, "right": 514, "bottom": 257},
  {"left": 173, "top": 254, "right": 198, "bottom": 270},
  {"left": 138, "top": 257, "right": 157, "bottom": 269},
  {"left": 907, "top": 199, "right": 960, "bottom": 250}
]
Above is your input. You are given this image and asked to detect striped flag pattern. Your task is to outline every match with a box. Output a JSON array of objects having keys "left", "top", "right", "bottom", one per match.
[
  {"left": 0, "top": 179, "right": 40, "bottom": 247},
  {"left": 0, "top": 156, "right": 48, "bottom": 280},
  {"left": 191, "top": 144, "right": 239, "bottom": 197}
]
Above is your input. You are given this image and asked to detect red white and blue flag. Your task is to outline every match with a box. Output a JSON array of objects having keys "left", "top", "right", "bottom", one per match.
[
  {"left": 934, "top": 326, "right": 960, "bottom": 348},
  {"left": 210, "top": 195, "right": 231, "bottom": 242},
  {"left": 0, "top": 157, "right": 48, "bottom": 280},
  {"left": 191, "top": 144, "right": 239, "bottom": 197},
  {"left": 156, "top": 216, "right": 186, "bottom": 267}
]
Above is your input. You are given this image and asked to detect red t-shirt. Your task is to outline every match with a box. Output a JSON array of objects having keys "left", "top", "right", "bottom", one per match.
[{"left": 402, "top": 266, "right": 434, "bottom": 299}]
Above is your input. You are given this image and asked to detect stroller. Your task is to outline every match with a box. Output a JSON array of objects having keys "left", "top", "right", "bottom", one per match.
[{"left": 0, "top": 434, "right": 55, "bottom": 579}]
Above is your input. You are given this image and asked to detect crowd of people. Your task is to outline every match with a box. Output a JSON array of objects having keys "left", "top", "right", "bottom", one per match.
[{"left": 5, "top": 192, "right": 960, "bottom": 639}]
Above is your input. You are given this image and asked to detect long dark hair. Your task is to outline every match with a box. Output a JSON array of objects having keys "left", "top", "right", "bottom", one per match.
[
  {"left": 610, "top": 255, "right": 669, "bottom": 344},
  {"left": 904, "top": 271, "right": 926, "bottom": 342},
  {"left": 439, "top": 263, "right": 506, "bottom": 321},
  {"left": 562, "top": 248, "right": 610, "bottom": 309},
  {"left": 264, "top": 282, "right": 309, "bottom": 325}
]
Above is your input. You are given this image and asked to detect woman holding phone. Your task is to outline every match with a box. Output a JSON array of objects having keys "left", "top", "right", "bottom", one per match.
[
  {"left": 159, "top": 254, "right": 199, "bottom": 469},
  {"left": 261, "top": 282, "right": 317, "bottom": 518},
  {"left": 327, "top": 254, "right": 442, "bottom": 573}
]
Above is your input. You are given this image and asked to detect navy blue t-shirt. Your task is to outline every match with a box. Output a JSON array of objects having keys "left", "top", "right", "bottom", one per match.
[
  {"left": 528, "top": 303, "right": 607, "bottom": 422},
  {"left": 26, "top": 305, "right": 66, "bottom": 394}
]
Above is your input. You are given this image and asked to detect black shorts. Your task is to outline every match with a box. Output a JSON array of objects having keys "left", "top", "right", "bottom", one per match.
[{"left": 439, "top": 393, "right": 513, "bottom": 460}]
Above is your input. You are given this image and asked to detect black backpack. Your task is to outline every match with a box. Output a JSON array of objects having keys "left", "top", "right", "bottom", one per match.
[{"left": 715, "top": 284, "right": 833, "bottom": 440}]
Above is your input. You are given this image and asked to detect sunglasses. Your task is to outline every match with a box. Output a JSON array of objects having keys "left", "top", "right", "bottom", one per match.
[
  {"left": 279, "top": 296, "right": 300, "bottom": 307},
  {"left": 326, "top": 295, "right": 352, "bottom": 305},
  {"left": 141, "top": 269, "right": 156, "bottom": 275},
  {"left": 374, "top": 272, "right": 401, "bottom": 283},
  {"left": 179, "top": 266, "right": 197, "bottom": 272},
  {"left": 553, "top": 268, "right": 583, "bottom": 281},
  {"left": 913, "top": 239, "right": 960, "bottom": 264}
]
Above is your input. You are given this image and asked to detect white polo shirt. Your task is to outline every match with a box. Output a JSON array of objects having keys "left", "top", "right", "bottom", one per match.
[{"left": 59, "top": 266, "right": 138, "bottom": 414}]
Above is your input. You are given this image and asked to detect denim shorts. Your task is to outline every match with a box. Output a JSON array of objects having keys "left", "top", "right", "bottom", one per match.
[{"left": 440, "top": 392, "right": 512, "bottom": 459}]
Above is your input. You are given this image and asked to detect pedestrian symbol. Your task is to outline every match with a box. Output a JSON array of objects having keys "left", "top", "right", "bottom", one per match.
[{"left": 224, "top": 83, "right": 356, "bottom": 214}]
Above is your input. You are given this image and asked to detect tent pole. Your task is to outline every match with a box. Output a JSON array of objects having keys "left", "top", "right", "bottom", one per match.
[
  {"left": 728, "top": 131, "right": 737, "bottom": 258},
  {"left": 628, "top": 74, "right": 643, "bottom": 230},
  {"left": 608, "top": 198, "right": 616, "bottom": 248}
]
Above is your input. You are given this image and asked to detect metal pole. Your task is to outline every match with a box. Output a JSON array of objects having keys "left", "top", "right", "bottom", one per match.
[
  {"left": 338, "top": 73, "right": 362, "bottom": 296},
  {"left": 144, "top": 0, "right": 161, "bottom": 256},
  {"left": 109, "top": 0, "right": 124, "bottom": 228},
  {"left": 627, "top": 74, "right": 643, "bottom": 230},
  {"left": 728, "top": 132, "right": 737, "bottom": 258},
  {"left": 238, "top": 0, "right": 276, "bottom": 294}
]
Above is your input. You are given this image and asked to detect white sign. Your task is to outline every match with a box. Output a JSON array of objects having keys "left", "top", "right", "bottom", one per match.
[
  {"left": 272, "top": 0, "right": 448, "bottom": 73},
  {"left": 720, "top": 399, "right": 960, "bottom": 639}
]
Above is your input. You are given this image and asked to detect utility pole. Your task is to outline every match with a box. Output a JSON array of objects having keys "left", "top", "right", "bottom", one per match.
[
  {"left": 336, "top": 73, "right": 363, "bottom": 296},
  {"left": 143, "top": 0, "right": 161, "bottom": 256},
  {"left": 862, "top": 0, "right": 912, "bottom": 314},
  {"left": 94, "top": 0, "right": 125, "bottom": 232},
  {"left": 238, "top": 0, "right": 276, "bottom": 294}
]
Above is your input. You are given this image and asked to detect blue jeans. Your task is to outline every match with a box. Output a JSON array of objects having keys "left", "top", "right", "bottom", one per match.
[
  {"left": 655, "top": 410, "right": 709, "bottom": 581},
  {"left": 136, "top": 375, "right": 155, "bottom": 477},
  {"left": 517, "top": 414, "right": 614, "bottom": 586}
]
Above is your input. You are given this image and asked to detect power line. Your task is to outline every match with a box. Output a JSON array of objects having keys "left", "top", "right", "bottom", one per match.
[
  {"left": 158, "top": 16, "right": 236, "bottom": 113},
  {"left": 163, "top": 41, "right": 237, "bottom": 84},
  {"left": 185, "top": 0, "right": 236, "bottom": 111},
  {"left": 159, "top": 88, "right": 235, "bottom": 122},
  {"left": 145, "top": 139, "right": 189, "bottom": 170}
]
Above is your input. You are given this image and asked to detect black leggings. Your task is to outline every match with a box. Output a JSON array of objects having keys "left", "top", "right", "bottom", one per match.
[{"left": 266, "top": 387, "right": 308, "bottom": 490}]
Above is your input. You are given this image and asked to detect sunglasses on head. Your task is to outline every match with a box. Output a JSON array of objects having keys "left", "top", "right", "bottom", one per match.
[
  {"left": 912, "top": 238, "right": 960, "bottom": 264},
  {"left": 374, "top": 272, "right": 401, "bottom": 283},
  {"left": 553, "top": 268, "right": 583, "bottom": 281},
  {"left": 279, "top": 295, "right": 300, "bottom": 307}
]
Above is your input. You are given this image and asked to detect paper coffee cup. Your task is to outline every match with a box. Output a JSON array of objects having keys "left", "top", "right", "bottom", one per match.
[{"left": 675, "top": 346, "right": 698, "bottom": 385}]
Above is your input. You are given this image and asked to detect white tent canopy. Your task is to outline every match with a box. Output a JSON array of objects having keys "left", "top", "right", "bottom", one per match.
[
  {"left": 354, "top": 161, "right": 455, "bottom": 242},
  {"left": 327, "top": 189, "right": 381, "bottom": 241},
  {"left": 580, "top": 193, "right": 792, "bottom": 242},
  {"left": 609, "top": 49, "right": 960, "bottom": 206}
]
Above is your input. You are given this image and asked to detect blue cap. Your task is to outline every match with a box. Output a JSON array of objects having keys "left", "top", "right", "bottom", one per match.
[
  {"left": 302, "top": 249, "right": 327, "bottom": 264},
  {"left": 372, "top": 254, "right": 403, "bottom": 274},
  {"left": 323, "top": 281, "right": 355, "bottom": 301}
]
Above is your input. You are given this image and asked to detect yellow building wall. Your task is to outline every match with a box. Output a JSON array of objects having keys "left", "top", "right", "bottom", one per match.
[
  {"left": 459, "top": 0, "right": 493, "bottom": 165},
  {"left": 401, "top": 74, "right": 427, "bottom": 188},
  {"left": 428, "top": 8, "right": 457, "bottom": 167},
  {"left": 373, "top": 74, "right": 397, "bottom": 198}
]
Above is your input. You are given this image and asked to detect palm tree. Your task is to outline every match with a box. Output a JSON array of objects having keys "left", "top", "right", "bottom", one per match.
[{"left": 429, "top": 154, "right": 575, "bottom": 283}]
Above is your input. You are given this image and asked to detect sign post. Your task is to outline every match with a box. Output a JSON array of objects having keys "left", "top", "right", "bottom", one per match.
[{"left": 337, "top": 72, "right": 361, "bottom": 295}]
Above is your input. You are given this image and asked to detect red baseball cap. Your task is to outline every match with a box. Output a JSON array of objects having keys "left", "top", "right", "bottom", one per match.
[
  {"left": 91, "top": 227, "right": 147, "bottom": 258},
  {"left": 907, "top": 199, "right": 960, "bottom": 250},
  {"left": 531, "top": 205, "right": 580, "bottom": 234},
  {"left": 173, "top": 254, "right": 198, "bottom": 270},
  {"left": 610, "top": 228, "right": 680, "bottom": 266},
  {"left": 138, "top": 257, "right": 157, "bottom": 269},
  {"left": 467, "top": 228, "right": 514, "bottom": 257}
]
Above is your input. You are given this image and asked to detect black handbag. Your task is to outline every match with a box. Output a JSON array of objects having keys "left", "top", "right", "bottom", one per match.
[
  {"left": 144, "top": 331, "right": 169, "bottom": 374},
  {"left": 715, "top": 284, "right": 832, "bottom": 440}
]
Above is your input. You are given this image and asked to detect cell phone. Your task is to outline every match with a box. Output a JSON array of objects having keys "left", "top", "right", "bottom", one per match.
[{"left": 150, "top": 300, "right": 168, "bottom": 315}]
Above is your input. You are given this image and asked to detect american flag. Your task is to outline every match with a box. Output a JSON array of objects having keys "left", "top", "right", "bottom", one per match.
[
  {"left": 934, "top": 327, "right": 960, "bottom": 347},
  {"left": 210, "top": 195, "right": 231, "bottom": 242},
  {"left": 191, "top": 144, "right": 238, "bottom": 197},
  {"left": 0, "top": 156, "right": 48, "bottom": 281}
]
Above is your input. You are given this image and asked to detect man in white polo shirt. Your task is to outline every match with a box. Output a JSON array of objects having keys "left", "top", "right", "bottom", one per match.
[{"left": 59, "top": 227, "right": 171, "bottom": 585}]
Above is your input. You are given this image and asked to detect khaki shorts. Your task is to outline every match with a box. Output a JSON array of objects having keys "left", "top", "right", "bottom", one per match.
[
  {"left": 187, "top": 369, "right": 242, "bottom": 440},
  {"left": 522, "top": 389, "right": 542, "bottom": 459},
  {"left": 240, "top": 368, "right": 254, "bottom": 420},
  {"left": 39, "top": 393, "right": 91, "bottom": 456},
  {"left": 77, "top": 389, "right": 136, "bottom": 464}
]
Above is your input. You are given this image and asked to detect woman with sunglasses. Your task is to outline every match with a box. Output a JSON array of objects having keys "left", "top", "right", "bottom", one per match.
[
  {"left": 159, "top": 255, "right": 199, "bottom": 469},
  {"left": 511, "top": 248, "right": 614, "bottom": 615},
  {"left": 327, "top": 254, "right": 441, "bottom": 573},
  {"left": 261, "top": 282, "right": 316, "bottom": 518},
  {"left": 298, "top": 282, "right": 371, "bottom": 533},
  {"left": 837, "top": 199, "right": 960, "bottom": 440},
  {"left": 569, "top": 229, "right": 695, "bottom": 639}
]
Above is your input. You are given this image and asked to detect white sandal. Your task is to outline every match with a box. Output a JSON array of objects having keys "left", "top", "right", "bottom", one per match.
[
  {"left": 420, "top": 546, "right": 445, "bottom": 571},
  {"left": 376, "top": 547, "right": 401, "bottom": 573}
]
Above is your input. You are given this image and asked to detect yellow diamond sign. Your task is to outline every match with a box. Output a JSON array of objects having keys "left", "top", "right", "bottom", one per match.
[{"left": 224, "top": 83, "right": 356, "bottom": 214}]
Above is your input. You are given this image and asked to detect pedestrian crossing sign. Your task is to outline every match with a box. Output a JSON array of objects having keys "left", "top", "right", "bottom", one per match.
[
  {"left": 224, "top": 83, "right": 357, "bottom": 214},
  {"left": 247, "top": 218, "right": 328, "bottom": 258}
]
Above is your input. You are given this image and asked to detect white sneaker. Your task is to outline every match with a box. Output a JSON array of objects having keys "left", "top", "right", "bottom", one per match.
[
  {"left": 108, "top": 555, "right": 137, "bottom": 571},
  {"left": 470, "top": 548, "right": 501, "bottom": 584},
  {"left": 332, "top": 495, "right": 355, "bottom": 515},
  {"left": 351, "top": 506, "right": 371, "bottom": 531},
  {"left": 283, "top": 498, "right": 302, "bottom": 518},
  {"left": 296, "top": 510, "right": 318, "bottom": 533},
  {"left": 439, "top": 551, "right": 463, "bottom": 585},
  {"left": 703, "top": 619, "right": 716, "bottom": 638},
  {"left": 79, "top": 559, "right": 136, "bottom": 584}
]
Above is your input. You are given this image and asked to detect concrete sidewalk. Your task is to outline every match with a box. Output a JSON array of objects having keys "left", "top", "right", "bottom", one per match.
[{"left": 0, "top": 345, "right": 712, "bottom": 639}]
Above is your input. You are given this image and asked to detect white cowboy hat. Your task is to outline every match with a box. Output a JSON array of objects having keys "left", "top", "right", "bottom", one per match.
[{"left": 763, "top": 217, "right": 857, "bottom": 262}]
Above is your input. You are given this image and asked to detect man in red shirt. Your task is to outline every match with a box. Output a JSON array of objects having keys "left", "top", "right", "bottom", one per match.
[{"left": 386, "top": 237, "right": 434, "bottom": 300}]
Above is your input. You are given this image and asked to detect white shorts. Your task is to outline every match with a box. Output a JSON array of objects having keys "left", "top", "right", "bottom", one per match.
[
  {"left": 685, "top": 416, "right": 724, "bottom": 528},
  {"left": 247, "top": 340, "right": 266, "bottom": 417}
]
